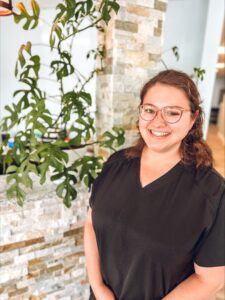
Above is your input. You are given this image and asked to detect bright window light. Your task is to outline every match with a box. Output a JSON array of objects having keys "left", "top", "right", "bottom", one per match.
[
  {"left": 216, "top": 62, "right": 225, "bottom": 69},
  {"left": 218, "top": 46, "right": 225, "bottom": 54}
]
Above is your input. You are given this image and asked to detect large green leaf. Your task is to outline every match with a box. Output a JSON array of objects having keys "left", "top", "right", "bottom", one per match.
[
  {"left": 51, "top": 51, "right": 74, "bottom": 79},
  {"left": 100, "top": 0, "right": 120, "bottom": 24},
  {"left": 71, "top": 155, "right": 104, "bottom": 188},
  {"left": 100, "top": 127, "right": 125, "bottom": 150},
  {"left": 53, "top": 168, "right": 78, "bottom": 207},
  {"left": 14, "top": 0, "right": 40, "bottom": 30}
]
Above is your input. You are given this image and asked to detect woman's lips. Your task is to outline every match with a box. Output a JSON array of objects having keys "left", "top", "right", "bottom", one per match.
[{"left": 148, "top": 129, "right": 170, "bottom": 137}]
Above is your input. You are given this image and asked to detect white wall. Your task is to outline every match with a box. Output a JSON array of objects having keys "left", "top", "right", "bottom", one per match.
[
  {"left": 161, "top": 0, "right": 209, "bottom": 74},
  {"left": 197, "top": 0, "right": 224, "bottom": 135},
  {"left": 0, "top": 5, "right": 97, "bottom": 134},
  {"left": 161, "top": 0, "right": 224, "bottom": 137}
]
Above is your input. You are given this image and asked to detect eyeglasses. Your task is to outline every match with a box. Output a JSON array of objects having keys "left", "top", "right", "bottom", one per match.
[{"left": 139, "top": 104, "right": 191, "bottom": 124}]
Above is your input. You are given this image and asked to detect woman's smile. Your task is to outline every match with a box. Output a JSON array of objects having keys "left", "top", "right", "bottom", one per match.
[{"left": 148, "top": 129, "right": 171, "bottom": 137}]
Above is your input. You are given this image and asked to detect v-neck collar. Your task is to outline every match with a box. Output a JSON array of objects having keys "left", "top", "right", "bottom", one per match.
[{"left": 135, "top": 157, "right": 183, "bottom": 191}]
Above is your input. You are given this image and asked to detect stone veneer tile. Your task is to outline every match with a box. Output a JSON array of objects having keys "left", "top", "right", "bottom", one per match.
[
  {"left": 115, "top": 20, "right": 138, "bottom": 33},
  {"left": 154, "top": 19, "right": 163, "bottom": 37},
  {"left": 63, "top": 227, "right": 82, "bottom": 237},
  {"left": 38, "top": 239, "right": 63, "bottom": 252},
  {"left": 148, "top": 53, "right": 161, "bottom": 61},
  {"left": 154, "top": 0, "right": 167, "bottom": 12},
  {"left": 14, "top": 252, "right": 35, "bottom": 264},
  {"left": 0, "top": 237, "right": 45, "bottom": 253},
  {"left": 126, "top": 4, "right": 150, "bottom": 17},
  {"left": 46, "top": 263, "right": 63, "bottom": 274},
  {"left": 148, "top": 7, "right": 164, "bottom": 20},
  {"left": 24, "top": 237, "right": 45, "bottom": 247},
  {"left": 8, "top": 287, "right": 28, "bottom": 297},
  {"left": 158, "top": 19, "right": 163, "bottom": 29},
  {"left": 28, "top": 258, "right": 42, "bottom": 266},
  {"left": 154, "top": 26, "right": 162, "bottom": 37}
]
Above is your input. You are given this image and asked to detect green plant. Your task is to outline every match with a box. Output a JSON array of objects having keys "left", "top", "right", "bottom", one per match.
[
  {"left": 160, "top": 46, "right": 206, "bottom": 82},
  {"left": 0, "top": 0, "right": 124, "bottom": 207}
]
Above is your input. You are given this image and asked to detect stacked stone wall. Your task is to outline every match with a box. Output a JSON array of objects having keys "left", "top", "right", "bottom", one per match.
[
  {"left": 0, "top": 176, "right": 89, "bottom": 299},
  {"left": 96, "top": 0, "right": 168, "bottom": 148}
]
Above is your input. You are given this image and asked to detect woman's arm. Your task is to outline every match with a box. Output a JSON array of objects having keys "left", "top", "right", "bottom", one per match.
[
  {"left": 84, "top": 208, "right": 115, "bottom": 300},
  {"left": 162, "top": 263, "right": 225, "bottom": 300}
]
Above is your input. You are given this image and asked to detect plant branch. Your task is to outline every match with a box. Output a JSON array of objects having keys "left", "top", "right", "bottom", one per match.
[
  {"left": 52, "top": 112, "right": 64, "bottom": 127},
  {"left": 81, "top": 70, "right": 96, "bottom": 90},
  {"left": 59, "top": 17, "right": 101, "bottom": 45},
  {"left": 160, "top": 59, "right": 168, "bottom": 70}
]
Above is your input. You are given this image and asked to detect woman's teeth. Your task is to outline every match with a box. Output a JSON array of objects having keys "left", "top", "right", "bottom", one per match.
[{"left": 149, "top": 130, "right": 170, "bottom": 137}]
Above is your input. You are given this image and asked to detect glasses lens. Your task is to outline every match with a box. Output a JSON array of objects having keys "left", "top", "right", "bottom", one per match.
[
  {"left": 140, "top": 105, "right": 156, "bottom": 120},
  {"left": 163, "top": 107, "right": 182, "bottom": 123}
]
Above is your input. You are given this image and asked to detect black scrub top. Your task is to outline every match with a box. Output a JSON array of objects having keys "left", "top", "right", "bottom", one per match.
[{"left": 89, "top": 149, "right": 225, "bottom": 300}]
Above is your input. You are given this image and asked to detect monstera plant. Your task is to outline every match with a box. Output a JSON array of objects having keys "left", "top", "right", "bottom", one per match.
[{"left": 0, "top": 0, "right": 124, "bottom": 207}]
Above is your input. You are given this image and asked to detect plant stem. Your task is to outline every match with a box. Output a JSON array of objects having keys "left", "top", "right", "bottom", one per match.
[
  {"left": 60, "top": 17, "right": 101, "bottom": 45},
  {"left": 81, "top": 70, "right": 96, "bottom": 90},
  {"left": 52, "top": 112, "right": 64, "bottom": 128},
  {"left": 160, "top": 59, "right": 169, "bottom": 70}
]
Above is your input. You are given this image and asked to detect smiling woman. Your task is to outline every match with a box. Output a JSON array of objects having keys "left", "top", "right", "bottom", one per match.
[
  {"left": 128, "top": 69, "right": 213, "bottom": 167},
  {"left": 138, "top": 83, "right": 196, "bottom": 157},
  {"left": 84, "top": 69, "right": 225, "bottom": 300}
]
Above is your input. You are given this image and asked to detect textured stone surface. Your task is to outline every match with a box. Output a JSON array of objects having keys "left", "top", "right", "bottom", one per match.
[
  {"left": 115, "top": 20, "right": 139, "bottom": 33},
  {"left": 96, "top": 0, "right": 168, "bottom": 148},
  {"left": 127, "top": 4, "right": 151, "bottom": 17},
  {"left": 154, "top": 0, "right": 167, "bottom": 12},
  {"left": 0, "top": 175, "right": 89, "bottom": 299}
]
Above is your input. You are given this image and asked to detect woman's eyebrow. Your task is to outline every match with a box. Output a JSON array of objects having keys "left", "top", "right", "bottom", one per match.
[
  {"left": 143, "top": 103, "right": 183, "bottom": 109},
  {"left": 142, "top": 102, "right": 155, "bottom": 106}
]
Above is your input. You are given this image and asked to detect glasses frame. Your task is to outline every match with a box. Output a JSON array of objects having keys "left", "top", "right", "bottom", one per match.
[{"left": 139, "top": 104, "right": 191, "bottom": 124}]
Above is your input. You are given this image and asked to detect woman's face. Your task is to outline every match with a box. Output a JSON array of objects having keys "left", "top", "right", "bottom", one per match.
[{"left": 139, "top": 83, "right": 196, "bottom": 155}]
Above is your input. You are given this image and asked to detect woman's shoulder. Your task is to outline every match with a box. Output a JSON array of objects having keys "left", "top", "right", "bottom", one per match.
[
  {"left": 105, "top": 147, "right": 133, "bottom": 166},
  {"left": 195, "top": 166, "right": 224, "bottom": 190},
  {"left": 192, "top": 165, "right": 225, "bottom": 205}
]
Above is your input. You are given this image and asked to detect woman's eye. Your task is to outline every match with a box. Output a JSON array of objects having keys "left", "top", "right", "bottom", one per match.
[
  {"left": 166, "top": 110, "right": 180, "bottom": 116},
  {"left": 145, "top": 108, "right": 155, "bottom": 114}
]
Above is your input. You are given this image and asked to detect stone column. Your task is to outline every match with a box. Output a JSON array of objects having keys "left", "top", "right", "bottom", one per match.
[{"left": 96, "top": 0, "right": 168, "bottom": 148}]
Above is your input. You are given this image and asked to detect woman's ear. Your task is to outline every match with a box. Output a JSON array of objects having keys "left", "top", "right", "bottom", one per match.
[
  {"left": 192, "top": 110, "right": 199, "bottom": 123},
  {"left": 189, "top": 110, "right": 199, "bottom": 130},
  {"left": 193, "top": 110, "right": 199, "bottom": 119}
]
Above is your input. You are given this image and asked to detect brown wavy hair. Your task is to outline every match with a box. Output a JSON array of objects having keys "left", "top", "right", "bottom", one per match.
[{"left": 125, "top": 69, "right": 213, "bottom": 167}]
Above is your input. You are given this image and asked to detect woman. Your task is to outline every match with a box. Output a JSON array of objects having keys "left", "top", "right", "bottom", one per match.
[{"left": 84, "top": 70, "right": 225, "bottom": 300}]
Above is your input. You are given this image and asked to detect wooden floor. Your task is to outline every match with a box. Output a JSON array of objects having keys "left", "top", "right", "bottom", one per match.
[
  {"left": 206, "top": 125, "right": 225, "bottom": 176},
  {"left": 206, "top": 125, "right": 224, "bottom": 300}
]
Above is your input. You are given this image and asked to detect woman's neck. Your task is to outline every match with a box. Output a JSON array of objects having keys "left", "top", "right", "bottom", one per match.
[{"left": 141, "top": 146, "right": 181, "bottom": 167}]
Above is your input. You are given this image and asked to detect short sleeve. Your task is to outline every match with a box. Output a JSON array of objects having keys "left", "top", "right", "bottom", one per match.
[
  {"left": 89, "top": 150, "right": 125, "bottom": 208},
  {"left": 89, "top": 162, "right": 108, "bottom": 208},
  {"left": 194, "top": 188, "right": 225, "bottom": 267}
]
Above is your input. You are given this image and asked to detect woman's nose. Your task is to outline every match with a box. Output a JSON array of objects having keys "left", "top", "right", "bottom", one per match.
[{"left": 151, "top": 110, "right": 167, "bottom": 126}]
